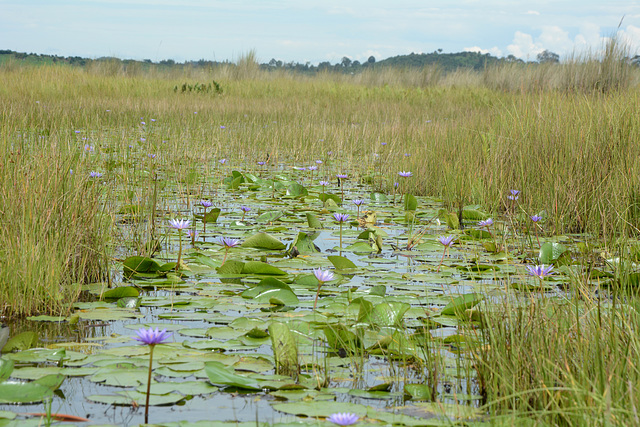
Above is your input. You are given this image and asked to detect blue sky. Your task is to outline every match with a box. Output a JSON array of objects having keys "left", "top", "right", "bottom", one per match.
[{"left": 2, "top": 1, "right": 639, "bottom": 64}]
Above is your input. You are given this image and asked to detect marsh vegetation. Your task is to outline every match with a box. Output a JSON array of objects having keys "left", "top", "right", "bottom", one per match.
[{"left": 1, "top": 43, "right": 640, "bottom": 425}]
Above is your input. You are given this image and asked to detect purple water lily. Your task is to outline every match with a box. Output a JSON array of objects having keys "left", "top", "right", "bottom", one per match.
[{"left": 327, "top": 413, "right": 359, "bottom": 426}]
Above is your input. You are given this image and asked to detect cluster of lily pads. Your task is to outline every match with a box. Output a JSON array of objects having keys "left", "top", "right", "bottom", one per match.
[{"left": 0, "top": 144, "right": 570, "bottom": 425}]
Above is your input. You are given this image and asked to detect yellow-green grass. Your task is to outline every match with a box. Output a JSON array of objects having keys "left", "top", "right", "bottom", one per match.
[{"left": 1, "top": 58, "right": 639, "bottom": 318}]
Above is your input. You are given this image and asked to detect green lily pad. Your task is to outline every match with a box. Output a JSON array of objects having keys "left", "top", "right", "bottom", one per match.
[
  {"left": 441, "top": 293, "right": 484, "bottom": 316},
  {"left": 103, "top": 286, "right": 139, "bottom": 299},
  {"left": 327, "top": 255, "right": 357, "bottom": 270},
  {"left": 87, "top": 390, "right": 186, "bottom": 406},
  {"left": 241, "top": 232, "right": 286, "bottom": 250},
  {"left": 204, "top": 361, "right": 261, "bottom": 390}
]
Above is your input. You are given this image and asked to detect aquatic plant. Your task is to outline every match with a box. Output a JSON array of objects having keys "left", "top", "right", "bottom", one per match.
[
  {"left": 525, "top": 264, "right": 554, "bottom": 279},
  {"left": 133, "top": 327, "right": 172, "bottom": 424},
  {"left": 333, "top": 213, "right": 349, "bottom": 251},
  {"left": 327, "top": 413, "right": 359, "bottom": 426},
  {"left": 352, "top": 199, "right": 365, "bottom": 218},
  {"left": 437, "top": 235, "right": 455, "bottom": 272},
  {"left": 169, "top": 219, "right": 190, "bottom": 272},
  {"left": 217, "top": 236, "right": 241, "bottom": 266},
  {"left": 313, "top": 267, "right": 335, "bottom": 311}
]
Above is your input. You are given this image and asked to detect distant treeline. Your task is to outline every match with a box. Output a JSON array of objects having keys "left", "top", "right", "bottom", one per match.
[
  {"left": 3, "top": 48, "right": 639, "bottom": 75},
  {"left": 0, "top": 48, "right": 559, "bottom": 74}
]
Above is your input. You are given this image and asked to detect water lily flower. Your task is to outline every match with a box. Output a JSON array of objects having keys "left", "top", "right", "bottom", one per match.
[
  {"left": 437, "top": 235, "right": 456, "bottom": 272},
  {"left": 507, "top": 189, "right": 520, "bottom": 201},
  {"left": 336, "top": 174, "right": 348, "bottom": 179},
  {"left": 530, "top": 215, "right": 542, "bottom": 222},
  {"left": 257, "top": 161, "right": 266, "bottom": 166},
  {"left": 478, "top": 218, "right": 493, "bottom": 228},
  {"left": 201, "top": 200, "right": 213, "bottom": 208},
  {"left": 217, "top": 237, "right": 240, "bottom": 266},
  {"left": 240, "top": 206, "right": 251, "bottom": 221},
  {"left": 333, "top": 213, "right": 350, "bottom": 223},
  {"left": 313, "top": 268, "right": 335, "bottom": 284},
  {"left": 327, "top": 413, "right": 359, "bottom": 426},
  {"left": 398, "top": 171, "right": 413, "bottom": 177},
  {"left": 148, "top": 153, "right": 156, "bottom": 159},
  {"left": 526, "top": 264, "right": 554, "bottom": 278},
  {"left": 169, "top": 219, "right": 191, "bottom": 230},
  {"left": 133, "top": 327, "right": 172, "bottom": 424},
  {"left": 219, "top": 158, "right": 227, "bottom": 165},
  {"left": 319, "top": 180, "right": 330, "bottom": 186},
  {"left": 217, "top": 237, "right": 241, "bottom": 248},
  {"left": 352, "top": 199, "right": 365, "bottom": 206},
  {"left": 133, "top": 327, "right": 172, "bottom": 346},
  {"left": 89, "top": 171, "right": 102, "bottom": 178},
  {"left": 438, "top": 235, "right": 456, "bottom": 247},
  {"left": 381, "top": 142, "right": 387, "bottom": 146},
  {"left": 308, "top": 165, "right": 318, "bottom": 171},
  {"left": 312, "top": 268, "right": 335, "bottom": 311}
]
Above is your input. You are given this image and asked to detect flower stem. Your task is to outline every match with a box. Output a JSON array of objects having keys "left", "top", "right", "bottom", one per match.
[
  {"left": 437, "top": 248, "right": 447, "bottom": 272},
  {"left": 144, "top": 344, "right": 156, "bottom": 424},
  {"left": 313, "top": 282, "right": 323, "bottom": 311}
]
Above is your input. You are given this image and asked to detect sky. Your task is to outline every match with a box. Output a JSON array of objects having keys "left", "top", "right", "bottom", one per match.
[{"left": 2, "top": 1, "right": 640, "bottom": 65}]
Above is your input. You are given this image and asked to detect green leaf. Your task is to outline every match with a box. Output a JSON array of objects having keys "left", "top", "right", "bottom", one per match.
[
  {"left": 242, "top": 277, "right": 293, "bottom": 299},
  {"left": 318, "top": 193, "right": 341, "bottom": 204},
  {"left": 0, "top": 382, "right": 53, "bottom": 404},
  {"left": 103, "top": 286, "right": 139, "bottom": 299},
  {"left": 462, "top": 209, "right": 488, "bottom": 220},
  {"left": 306, "top": 212, "right": 323, "bottom": 229},
  {"left": 0, "top": 359, "right": 14, "bottom": 382},
  {"left": 370, "top": 192, "right": 388, "bottom": 202},
  {"left": 87, "top": 390, "right": 185, "bottom": 406},
  {"left": 203, "top": 208, "right": 221, "bottom": 224},
  {"left": 404, "top": 194, "right": 418, "bottom": 211},
  {"left": 256, "top": 211, "right": 283, "bottom": 223},
  {"left": 539, "top": 242, "right": 568, "bottom": 264},
  {"left": 269, "top": 323, "right": 299, "bottom": 377},
  {"left": 217, "top": 260, "right": 245, "bottom": 275},
  {"left": 34, "top": 374, "right": 65, "bottom": 391},
  {"left": 369, "top": 285, "right": 386, "bottom": 296},
  {"left": 289, "top": 232, "right": 320, "bottom": 254},
  {"left": 204, "top": 361, "right": 261, "bottom": 390},
  {"left": 441, "top": 293, "right": 484, "bottom": 316},
  {"left": 286, "top": 182, "right": 308, "bottom": 198},
  {"left": 255, "top": 289, "right": 299, "bottom": 306},
  {"left": 241, "top": 232, "right": 286, "bottom": 250},
  {"left": 439, "top": 209, "right": 460, "bottom": 230},
  {"left": 404, "top": 384, "right": 434, "bottom": 400},
  {"left": 2, "top": 332, "right": 38, "bottom": 353},
  {"left": 361, "top": 302, "right": 410, "bottom": 327},
  {"left": 327, "top": 255, "right": 357, "bottom": 270},
  {"left": 241, "top": 261, "right": 287, "bottom": 276},
  {"left": 323, "top": 324, "right": 361, "bottom": 354},
  {"left": 122, "top": 256, "right": 160, "bottom": 276},
  {"left": 188, "top": 252, "right": 220, "bottom": 268}
]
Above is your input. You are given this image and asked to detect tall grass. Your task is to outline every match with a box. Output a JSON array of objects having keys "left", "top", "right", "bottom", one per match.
[
  {"left": 1, "top": 51, "right": 639, "bottom": 316},
  {"left": 473, "top": 282, "right": 640, "bottom": 425}
]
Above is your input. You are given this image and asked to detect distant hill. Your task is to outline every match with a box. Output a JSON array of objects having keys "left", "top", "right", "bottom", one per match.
[
  {"left": 0, "top": 48, "right": 522, "bottom": 74},
  {"left": 375, "top": 50, "right": 516, "bottom": 72}
]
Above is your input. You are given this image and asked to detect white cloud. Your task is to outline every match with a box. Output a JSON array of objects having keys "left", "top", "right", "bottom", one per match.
[
  {"left": 618, "top": 25, "right": 640, "bottom": 55},
  {"left": 463, "top": 46, "right": 503, "bottom": 57},
  {"left": 506, "top": 31, "right": 543, "bottom": 60},
  {"left": 525, "top": 10, "right": 539, "bottom": 16}
]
